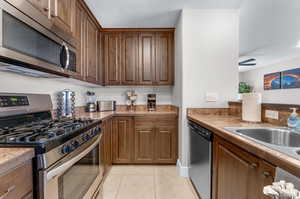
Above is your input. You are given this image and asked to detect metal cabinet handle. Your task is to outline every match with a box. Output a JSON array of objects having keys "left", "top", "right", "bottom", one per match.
[
  {"left": 250, "top": 163, "right": 258, "bottom": 169},
  {"left": 0, "top": 185, "right": 16, "bottom": 199},
  {"left": 262, "top": 171, "right": 271, "bottom": 178}
]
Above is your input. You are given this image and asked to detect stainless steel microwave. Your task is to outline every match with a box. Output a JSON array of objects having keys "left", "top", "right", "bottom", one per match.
[{"left": 0, "top": 0, "right": 76, "bottom": 77}]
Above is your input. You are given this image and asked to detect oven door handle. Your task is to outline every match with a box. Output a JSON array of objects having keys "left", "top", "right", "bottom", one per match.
[{"left": 46, "top": 136, "right": 100, "bottom": 181}]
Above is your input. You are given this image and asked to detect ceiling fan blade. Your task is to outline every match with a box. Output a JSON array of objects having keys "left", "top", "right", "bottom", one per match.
[{"left": 239, "top": 58, "right": 256, "bottom": 66}]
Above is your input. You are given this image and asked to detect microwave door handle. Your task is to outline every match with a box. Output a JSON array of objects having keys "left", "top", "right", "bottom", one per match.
[
  {"left": 60, "top": 42, "right": 70, "bottom": 70},
  {"left": 46, "top": 136, "right": 101, "bottom": 181}
]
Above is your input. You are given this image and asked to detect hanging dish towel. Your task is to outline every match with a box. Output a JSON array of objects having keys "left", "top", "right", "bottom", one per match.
[{"left": 264, "top": 181, "right": 300, "bottom": 199}]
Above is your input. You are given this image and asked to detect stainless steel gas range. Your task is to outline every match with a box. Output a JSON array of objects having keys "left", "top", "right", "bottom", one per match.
[{"left": 0, "top": 93, "right": 104, "bottom": 199}]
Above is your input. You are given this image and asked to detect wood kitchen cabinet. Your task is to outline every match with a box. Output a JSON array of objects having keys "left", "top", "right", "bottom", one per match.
[
  {"left": 72, "top": 0, "right": 86, "bottom": 80},
  {"left": 112, "top": 117, "right": 134, "bottom": 164},
  {"left": 121, "top": 32, "right": 139, "bottom": 85},
  {"left": 85, "top": 16, "right": 100, "bottom": 84},
  {"left": 52, "top": 0, "right": 73, "bottom": 34},
  {"left": 72, "top": 0, "right": 101, "bottom": 84},
  {"left": 0, "top": 161, "right": 33, "bottom": 199},
  {"left": 155, "top": 32, "right": 174, "bottom": 85},
  {"left": 103, "top": 32, "right": 122, "bottom": 85},
  {"left": 112, "top": 116, "right": 178, "bottom": 164},
  {"left": 139, "top": 32, "right": 156, "bottom": 85},
  {"left": 102, "top": 30, "right": 174, "bottom": 86},
  {"left": 213, "top": 136, "right": 275, "bottom": 199},
  {"left": 155, "top": 120, "right": 177, "bottom": 163},
  {"left": 102, "top": 119, "right": 112, "bottom": 175}
]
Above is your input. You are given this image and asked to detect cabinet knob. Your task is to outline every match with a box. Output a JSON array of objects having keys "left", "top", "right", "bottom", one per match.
[
  {"left": 262, "top": 171, "right": 271, "bottom": 178},
  {"left": 250, "top": 163, "right": 258, "bottom": 169}
]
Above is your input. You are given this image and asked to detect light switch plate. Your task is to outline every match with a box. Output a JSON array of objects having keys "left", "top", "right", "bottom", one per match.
[
  {"left": 265, "top": 110, "right": 279, "bottom": 120},
  {"left": 206, "top": 92, "right": 218, "bottom": 102}
]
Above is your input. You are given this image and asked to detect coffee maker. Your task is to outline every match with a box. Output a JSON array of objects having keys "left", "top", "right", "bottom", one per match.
[
  {"left": 147, "top": 94, "right": 156, "bottom": 111},
  {"left": 85, "top": 91, "right": 97, "bottom": 112}
]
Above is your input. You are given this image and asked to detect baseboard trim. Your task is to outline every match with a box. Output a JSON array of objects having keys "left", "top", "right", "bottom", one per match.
[{"left": 176, "top": 159, "right": 189, "bottom": 177}]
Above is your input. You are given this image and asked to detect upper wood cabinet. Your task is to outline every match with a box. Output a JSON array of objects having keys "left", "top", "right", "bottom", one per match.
[
  {"left": 102, "top": 30, "right": 174, "bottom": 86},
  {"left": 72, "top": 0, "right": 86, "bottom": 80},
  {"left": 155, "top": 32, "right": 174, "bottom": 85},
  {"left": 85, "top": 16, "right": 99, "bottom": 83},
  {"left": 139, "top": 32, "right": 156, "bottom": 85},
  {"left": 103, "top": 32, "right": 122, "bottom": 85},
  {"left": 71, "top": 0, "right": 101, "bottom": 84},
  {"left": 121, "top": 32, "right": 139, "bottom": 85},
  {"left": 52, "top": 0, "right": 73, "bottom": 34},
  {"left": 213, "top": 136, "right": 275, "bottom": 199}
]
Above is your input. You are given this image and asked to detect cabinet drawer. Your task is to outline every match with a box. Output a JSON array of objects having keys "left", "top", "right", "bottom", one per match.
[{"left": 0, "top": 161, "right": 33, "bottom": 199}]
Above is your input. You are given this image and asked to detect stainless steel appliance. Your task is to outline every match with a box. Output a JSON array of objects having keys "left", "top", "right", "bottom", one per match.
[
  {"left": 0, "top": 93, "right": 103, "bottom": 199},
  {"left": 189, "top": 120, "right": 213, "bottom": 199},
  {"left": 0, "top": 0, "right": 76, "bottom": 77},
  {"left": 57, "top": 89, "right": 76, "bottom": 118},
  {"left": 86, "top": 91, "right": 97, "bottom": 113},
  {"left": 97, "top": 100, "right": 116, "bottom": 112},
  {"left": 147, "top": 94, "right": 156, "bottom": 111}
]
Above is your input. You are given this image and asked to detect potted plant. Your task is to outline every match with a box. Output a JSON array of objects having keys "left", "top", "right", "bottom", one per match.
[{"left": 238, "top": 82, "right": 252, "bottom": 101}]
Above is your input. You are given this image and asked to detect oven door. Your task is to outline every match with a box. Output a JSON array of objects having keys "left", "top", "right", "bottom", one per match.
[{"left": 40, "top": 135, "right": 103, "bottom": 199}]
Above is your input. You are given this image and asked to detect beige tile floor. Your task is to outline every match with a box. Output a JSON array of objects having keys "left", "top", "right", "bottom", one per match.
[{"left": 99, "top": 165, "right": 199, "bottom": 199}]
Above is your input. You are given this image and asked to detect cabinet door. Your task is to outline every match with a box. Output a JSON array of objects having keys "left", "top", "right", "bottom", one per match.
[
  {"left": 112, "top": 117, "right": 134, "bottom": 163},
  {"left": 154, "top": 123, "right": 177, "bottom": 163},
  {"left": 85, "top": 16, "right": 99, "bottom": 83},
  {"left": 259, "top": 161, "right": 276, "bottom": 199},
  {"left": 155, "top": 32, "right": 174, "bottom": 85},
  {"left": 104, "top": 33, "right": 121, "bottom": 85},
  {"left": 213, "top": 136, "right": 269, "bottom": 199},
  {"left": 105, "top": 119, "right": 112, "bottom": 167},
  {"left": 138, "top": 32, "right": 156, "bottom": 85},
  {"left": 72, "top": 0, "right": 86, "bottom": 80},
  {"left": 121, "top": 32, "right": 139, "bottom": 85},
  {"left": 52, "top": 0, "right": 73, "bottom": 33},
  {"left": 134, "top": 128, "right": 155, "bottom": 163}
]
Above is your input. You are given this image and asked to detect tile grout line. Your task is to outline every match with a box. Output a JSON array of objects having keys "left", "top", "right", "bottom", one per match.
[
  {"left": 153, "top": 167, "right": 157, "bottom": 199},
  {"left": 114, "top": 174, "right": 124, "bottom": 199}
]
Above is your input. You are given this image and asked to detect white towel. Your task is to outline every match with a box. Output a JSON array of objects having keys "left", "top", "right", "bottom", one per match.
[{"left": 264, "top": 181, "right": 300, "bottom": 199}]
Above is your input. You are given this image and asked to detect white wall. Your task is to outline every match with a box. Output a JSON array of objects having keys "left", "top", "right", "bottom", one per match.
[
  {"left": 94, "top": 86, "right": 172, "bottom": 105},
  {"left": 174, "top": 9, "right": 239, "bottom": 176},
  {"left": 173, "top": 13, "right": 184, "bottom": 165},
  {"left": 0, "top": 71, "right": 91, "bottom": 109},
  {"left": 0, "top": 71, "right": 173, "bottom": 109},
  {"left": 240, "top": 56, "right": 300, "bottom": 105}
]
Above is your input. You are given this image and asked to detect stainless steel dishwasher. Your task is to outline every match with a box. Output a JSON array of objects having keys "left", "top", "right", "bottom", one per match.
[{"left": 189, "top": 120, "right": 213, "bottom": 199}]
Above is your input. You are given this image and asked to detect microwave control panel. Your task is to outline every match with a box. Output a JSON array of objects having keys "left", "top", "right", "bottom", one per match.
[{"left": 0, "top": 96, "right": 29, "bottom": 107}]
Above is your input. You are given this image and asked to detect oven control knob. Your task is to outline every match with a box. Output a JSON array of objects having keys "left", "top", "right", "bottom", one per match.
[
  {"left": 61, "top": 145, "right": 71, "bottom": 154},
  {"left": 72, "top": 141, "right": 80, "bottom": 148}
]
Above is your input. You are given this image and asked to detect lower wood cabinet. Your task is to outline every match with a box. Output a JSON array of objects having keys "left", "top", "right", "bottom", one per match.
[
  {"left": 112, "top": 116, "right": 178, "bottom": 164},
  {"left": 0, "top": 161, "right": 33, "bottom": 199},
  {"left": 213, "top": 136, "right": 275, "bottom": 199},
  {"left": 112, "top": 117, "right": 134, "bottom": 164}
]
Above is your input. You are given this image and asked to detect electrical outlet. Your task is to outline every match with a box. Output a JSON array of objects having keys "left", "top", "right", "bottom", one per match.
[
  {"left": 206, "top": 92, "right": 218, "bottom": 102},
  {"left": 265, "top": 110, "right": 279, "bottom": 120}
]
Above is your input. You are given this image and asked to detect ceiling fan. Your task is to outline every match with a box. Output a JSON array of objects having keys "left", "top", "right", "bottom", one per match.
[{"left": 239, "top": 58, "right": 256, "bottom": 66}]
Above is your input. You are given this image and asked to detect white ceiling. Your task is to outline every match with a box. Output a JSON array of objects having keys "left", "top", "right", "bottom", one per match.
[
  {"left": 85, "top": 0, "right": 300, "bottom": 72},
  {"left": 84, "top": 0, "right": 242, "bottom": 28}
]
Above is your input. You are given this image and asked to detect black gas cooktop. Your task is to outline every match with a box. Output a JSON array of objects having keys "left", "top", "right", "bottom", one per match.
[{"left": 0, "top": 116, "right": 101, "bottom": 153}]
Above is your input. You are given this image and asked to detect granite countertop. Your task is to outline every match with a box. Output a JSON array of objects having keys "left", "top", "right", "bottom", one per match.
[
  {"left": 77, "top": 108, "right": 178, "bottom": 121},
  {"left": 0, "top": 148, "right": 34, "bottom": 176},
  {"left": 187, "top": 112, "right": 300, "bottom": 178}
]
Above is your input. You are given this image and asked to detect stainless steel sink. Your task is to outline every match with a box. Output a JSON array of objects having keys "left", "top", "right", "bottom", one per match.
[
  {"left": 235, "top": 128, "right": 300, "bottom": 148},
  {"left": 225, "top": 127, "right": 300, "bottom": 160}
]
